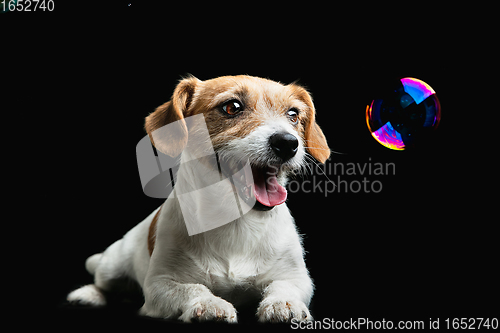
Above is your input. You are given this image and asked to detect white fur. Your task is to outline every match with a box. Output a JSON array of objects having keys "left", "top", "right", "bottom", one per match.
[
  {"left": 68, "top": 115, "right": 314, "bottom": 323},
  {"left": 223, "top": 118, "right": 306, "bottom": 172},
  {"left": 67, "top": 284, "right": 106, "bottom": 306}
]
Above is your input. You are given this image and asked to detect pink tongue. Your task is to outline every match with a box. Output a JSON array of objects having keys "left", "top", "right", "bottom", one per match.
[{"left": 253, "top": 168, "right": 287, "bottom": 207}]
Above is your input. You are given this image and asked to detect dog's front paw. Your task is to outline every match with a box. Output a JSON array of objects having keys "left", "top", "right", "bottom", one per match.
[
  {"left": 67, "top": 284, "right": 106, "bottom": 307},
  {"left": 257, "top": 298, "right": 311, "bottom": 323},
  {"left": 178, "top": 295, "right": 237, "bottom": 323}
]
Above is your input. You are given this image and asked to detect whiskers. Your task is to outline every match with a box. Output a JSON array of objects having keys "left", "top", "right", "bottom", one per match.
[
  {"left": 287, "top": 140, "right": 342, "bottom": 189},
  {"left": 303, "top": 139, "right": 346, "bottom": 155},
  {"left": 290, "top": 152, "right": 336, "bottom": 191}
]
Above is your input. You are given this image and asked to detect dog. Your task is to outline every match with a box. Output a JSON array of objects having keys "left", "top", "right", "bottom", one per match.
[{"left": 67, "top": 75, "right": 330, "bottom": 323}]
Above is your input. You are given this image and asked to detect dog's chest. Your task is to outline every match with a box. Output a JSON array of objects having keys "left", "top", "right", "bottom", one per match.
[{"left": 207, "top": 254, "right": 261, "bottom": 286}]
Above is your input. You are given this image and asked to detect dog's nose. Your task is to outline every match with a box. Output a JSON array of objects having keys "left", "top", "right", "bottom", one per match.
[{"left": 269, "top": 133, "right": 299, "bottom": 161}]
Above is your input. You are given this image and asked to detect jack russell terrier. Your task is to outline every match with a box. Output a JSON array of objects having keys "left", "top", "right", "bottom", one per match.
[{"left": 67, "top": 75, "right": 330, "bottom": 323}]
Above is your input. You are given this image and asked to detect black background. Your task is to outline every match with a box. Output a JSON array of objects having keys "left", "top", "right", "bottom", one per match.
[{"left": 4, "top": 2, "right": 497, "bottom": 331}]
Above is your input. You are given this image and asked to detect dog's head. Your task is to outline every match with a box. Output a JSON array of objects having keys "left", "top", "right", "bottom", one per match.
[{"left": 145, "top": 75, "right": 330, "bottom": 210}]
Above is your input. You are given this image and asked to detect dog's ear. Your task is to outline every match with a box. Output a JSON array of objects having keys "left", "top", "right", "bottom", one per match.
[
  {"left": 290, "top": 84, "right": 330, "bottom": 163},
  {"left": 306, "top": 119, "right": 330, "bottom": 163},
  {"left": 144, "top": 76, "right": 200, "bottom": 157}
]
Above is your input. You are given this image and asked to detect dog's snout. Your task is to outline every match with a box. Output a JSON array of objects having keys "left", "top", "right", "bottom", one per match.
[{"left": 269, "top": 133, "right": 299, "bottom": 161}]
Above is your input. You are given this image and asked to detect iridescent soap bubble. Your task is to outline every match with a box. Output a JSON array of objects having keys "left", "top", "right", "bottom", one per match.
[{"left": 366, "top": 77, "right": 441, "bottom": 150}]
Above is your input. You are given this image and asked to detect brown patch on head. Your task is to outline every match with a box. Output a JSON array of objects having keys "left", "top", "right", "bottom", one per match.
[
  {"left": 187, "top": 76, "right": 317, "bottom": 151},
  {"left": 187, "top": 76, "right": 271, "bottom": 150}
]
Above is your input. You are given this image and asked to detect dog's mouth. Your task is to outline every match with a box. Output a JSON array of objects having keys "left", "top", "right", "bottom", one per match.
[
  {"left": 219, "top": 158, "right": 287, "bottom": 210},
  {"left": 250, "top": 165, "right": 287, "bottom": 208}
]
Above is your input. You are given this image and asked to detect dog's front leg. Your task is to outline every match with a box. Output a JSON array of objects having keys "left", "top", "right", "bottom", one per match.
[
  {"left": 257, "top": 279, "right": 313, "bottom": 323},
  {"left": 140, "top": 276, "right": 237, "bottom": 323}
]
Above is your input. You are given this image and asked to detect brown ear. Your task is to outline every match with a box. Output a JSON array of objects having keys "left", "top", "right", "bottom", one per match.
[
  {"left": 144, "top": 76, "right": 199, "bottom": 157},
  {"left": 290, "top": 84, "right": 330, "bottom": 163},
  {"left": 306, "top": 121, "right": 330, "bottom": 163}
]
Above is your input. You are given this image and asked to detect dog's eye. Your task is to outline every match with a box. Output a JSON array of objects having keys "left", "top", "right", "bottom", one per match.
[
  {"left": 286, "top": 109, "right": 299, "bottom": 124},
  {"left": 222, "top": 100, "right": 243, "bottom": 116}
]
